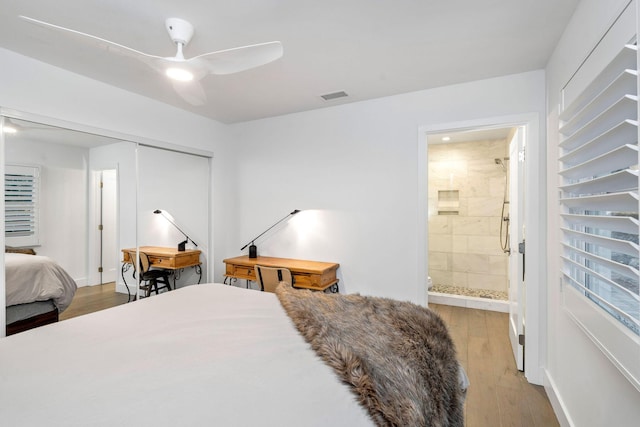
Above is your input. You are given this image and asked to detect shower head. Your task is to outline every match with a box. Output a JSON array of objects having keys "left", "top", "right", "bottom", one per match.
[{"left": 494, "top": 158, "right": 506, "bottom": 171}]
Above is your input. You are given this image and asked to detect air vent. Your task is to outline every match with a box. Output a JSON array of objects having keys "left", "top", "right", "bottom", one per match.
[{"left": 320, "top": 91, "right": 349, "bottom": 101}]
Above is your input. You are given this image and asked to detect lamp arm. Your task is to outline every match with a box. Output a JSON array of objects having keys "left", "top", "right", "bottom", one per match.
[
  {"left": 162, "top": 214, "right": 198, "bottom": 247},
  {"left": 240, "top": 211, "right": 298, "bottom": 250}
]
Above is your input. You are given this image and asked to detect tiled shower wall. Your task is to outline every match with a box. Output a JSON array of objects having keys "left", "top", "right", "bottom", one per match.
[{"left": 428, "top": 138, "right": 509, "bottom": 293}]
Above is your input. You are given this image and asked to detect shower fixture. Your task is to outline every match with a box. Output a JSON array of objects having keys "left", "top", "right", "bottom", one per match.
[
  {"left": 496, "top": 157, "right": 510, "bottom": 253},
  {"left": 494, "top": 158, "right": 507, "bottom": 171}
]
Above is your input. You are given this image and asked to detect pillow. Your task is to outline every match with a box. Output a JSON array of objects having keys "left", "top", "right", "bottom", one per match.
[{"left": 5, "top": 246, "right": 36, "bottom": 255}]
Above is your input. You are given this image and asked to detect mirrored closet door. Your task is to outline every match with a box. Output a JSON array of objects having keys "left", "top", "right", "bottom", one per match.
[
  {"left": 1, "top": 111, "right": 212, "bottom": 335},
  {"left": 131, "top": 144, "right": 210, "bottom": 296}
]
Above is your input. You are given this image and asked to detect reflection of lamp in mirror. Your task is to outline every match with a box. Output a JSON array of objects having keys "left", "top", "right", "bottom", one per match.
[
  {"left": 153, "top": 209, "right": 198, "bottom": 251},
  {"left": 241, "top": 209, "right": 301, "bottom": 258}
]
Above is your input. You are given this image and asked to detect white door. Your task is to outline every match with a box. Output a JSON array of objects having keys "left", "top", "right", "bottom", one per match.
[
  {"left": 101, "top": 170, "right": 118, "bottom": 283},
  {"left": 508, "top": 127, "right": 526, "bottom": 371}
]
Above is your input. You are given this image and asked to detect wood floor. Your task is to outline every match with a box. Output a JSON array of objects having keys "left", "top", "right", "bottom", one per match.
[
  {"left": 430, "top": 303, "right": 559, "bottom": 427},
  {"left": 59, "top": 286, "right": 558, "bottom": 426},
  {"left": 59, "top": 282, "right": 128, "bottom": 321}
]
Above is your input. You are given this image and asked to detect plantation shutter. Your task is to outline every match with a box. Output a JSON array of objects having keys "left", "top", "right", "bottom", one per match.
[
  {"left": 558, "top": 40, "right": 640, "bottom": 336},
  {"left": 5, "top": 164, "right": 40, "bottom": 247}
]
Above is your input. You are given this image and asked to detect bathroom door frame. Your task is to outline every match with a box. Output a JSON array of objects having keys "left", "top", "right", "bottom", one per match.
[{"left": 418, "top": 113, "right": 544, "bottom": 385}]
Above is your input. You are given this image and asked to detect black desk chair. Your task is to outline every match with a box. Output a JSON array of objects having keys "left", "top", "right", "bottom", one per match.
[{"left": 128, "top": 250, "right": 172, "bottom": 297}]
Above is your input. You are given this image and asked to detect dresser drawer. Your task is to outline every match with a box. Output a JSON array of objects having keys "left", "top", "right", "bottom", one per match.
[
  {"left": 148, "top": 256, "right": 171, "bottom": 268},
  {"left": 293, "top": 273, "right": 319, "bottom": 287},
  {"left": 226, "top": 264, "right": 255, "bottom": 279}
]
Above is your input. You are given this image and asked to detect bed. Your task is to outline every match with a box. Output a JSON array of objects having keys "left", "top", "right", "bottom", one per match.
[
  {"left": 0, "top": 283, "right": 467, "bottom": 426},
  {"left": 5, "top": 251, "right": 77, "bottom": 335}
]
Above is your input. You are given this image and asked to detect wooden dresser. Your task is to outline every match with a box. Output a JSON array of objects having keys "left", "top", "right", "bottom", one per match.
[{"left": 223, "top": 255, "right": 339, "bottom": 292}]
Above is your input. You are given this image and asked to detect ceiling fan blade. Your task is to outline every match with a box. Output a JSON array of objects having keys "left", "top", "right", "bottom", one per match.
[
  {"left": 170, "top": 79, "right": 207, "bottom": 106},
  {"left": 191, "top": 41, "right": 283, "bottom": 75},
  {"left": 19, "top": 15, "right": 162, "bottom": 62}
]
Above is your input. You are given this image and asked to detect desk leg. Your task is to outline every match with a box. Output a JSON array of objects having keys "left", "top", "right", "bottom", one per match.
[
  {"left": 121, "top": 263, "right": 133, "bottom": 302},
  {"left": 223, "top": 277, "right": 241, "bottom": 287},
  {"left": 172, "top": 265, "right": 202, "bottom": 288},
  {"left": 195, "top": 264, "right": 202, "bottom": 284}
]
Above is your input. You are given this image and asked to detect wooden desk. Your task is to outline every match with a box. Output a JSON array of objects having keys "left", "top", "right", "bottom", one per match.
[
  {"left": 122, "top": 247, "right": 202, "bottom": 293},
  {"left": 122, "top": 246, "right": 201, "bottom": 270},
  {"left": 223, "top": 255, "right": 339, "bottom": 292}
]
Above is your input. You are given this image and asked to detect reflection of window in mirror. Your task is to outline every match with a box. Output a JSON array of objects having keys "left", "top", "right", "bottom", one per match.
[{"left": 4, "top": 164, "right": 40, "bottom": 247}]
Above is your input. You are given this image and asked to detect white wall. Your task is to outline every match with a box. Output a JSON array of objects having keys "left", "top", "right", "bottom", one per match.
[
  {"left": 0, "top": 47, "right": 236, "bottom": 286},
  {"left": 230, "top": 70, "right": 545, "bottom": 303},
  {"left": 545, "top": 0, "right": 640, "bottom": 425}
]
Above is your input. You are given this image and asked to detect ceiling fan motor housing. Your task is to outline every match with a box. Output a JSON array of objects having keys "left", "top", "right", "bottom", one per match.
[{"left": 165, "top": 18, "right": 194, "bottom": 46}]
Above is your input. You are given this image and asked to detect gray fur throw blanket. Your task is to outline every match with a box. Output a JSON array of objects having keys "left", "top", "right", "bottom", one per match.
[{"left": 275, "top": 283, "right": 465, "bottom": 427}]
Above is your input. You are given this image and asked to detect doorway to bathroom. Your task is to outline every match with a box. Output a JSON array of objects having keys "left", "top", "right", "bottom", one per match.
[
  {"left": 424, "top": 122, "right": 527, "bottom": 371},
  {"left": 427, "top": 127, "right": 515, "bottom": 302}
]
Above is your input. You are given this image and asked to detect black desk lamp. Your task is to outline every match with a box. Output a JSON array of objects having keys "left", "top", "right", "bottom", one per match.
[
  {"left": 241, "top": 209, "right": 300, "bottom": 258},
  {"left": 154, "top": 209, "right": 198, "bottom": 251}
]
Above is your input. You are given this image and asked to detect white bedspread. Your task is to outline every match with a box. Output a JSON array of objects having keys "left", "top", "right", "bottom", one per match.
[
  {"left": 5, "top": 253, "right": 77, "bottom": 311},
  {"left": 0, "top": 284, "right": 373, "bottom": 426}
]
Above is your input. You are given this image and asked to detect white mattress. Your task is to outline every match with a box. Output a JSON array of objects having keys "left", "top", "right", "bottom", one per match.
[{"left": 0, "top": 283, "right": 373, "bottom": 426}]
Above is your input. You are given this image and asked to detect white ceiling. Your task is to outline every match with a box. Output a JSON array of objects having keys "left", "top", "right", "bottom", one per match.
[{"left": 0, "top": 0, "right": 579, "bottom": 124}]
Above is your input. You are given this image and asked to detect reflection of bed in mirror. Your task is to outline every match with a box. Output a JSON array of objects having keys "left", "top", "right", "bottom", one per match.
[{"left": 5, "top": 249, "right": 77, "bottom": 335}]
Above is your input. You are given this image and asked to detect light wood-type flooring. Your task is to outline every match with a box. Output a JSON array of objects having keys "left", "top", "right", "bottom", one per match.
[
  {"left": 430, "top": 303, "right": 559, "bottom": 427},
  {"left": 59, "top": 282, "right": 128, "bottom": 320},
  {"left": 59, "top": 285, "right": 558, "bottom": 426}
]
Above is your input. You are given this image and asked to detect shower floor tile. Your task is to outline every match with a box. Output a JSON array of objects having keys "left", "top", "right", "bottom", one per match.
[{"left": 431, "top": 284, "right": 508, "bottom": 300}]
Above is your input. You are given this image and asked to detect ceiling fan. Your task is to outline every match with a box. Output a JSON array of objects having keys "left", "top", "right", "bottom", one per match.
[{"left": 20, "top": 16, "right": 284, "bottom": 106}]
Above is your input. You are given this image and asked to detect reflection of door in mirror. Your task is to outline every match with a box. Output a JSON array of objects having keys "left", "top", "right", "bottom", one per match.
[{"left": 90, "top": 169, "right": 118, "bottom": 285}]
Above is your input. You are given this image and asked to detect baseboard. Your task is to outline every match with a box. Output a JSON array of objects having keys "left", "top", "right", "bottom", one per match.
[
  {"left": 428, "top": 291, "right": 509, "bottom": 313},
  {"left": 544, "top": 369, "right": 573, "bottom": 427}
]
